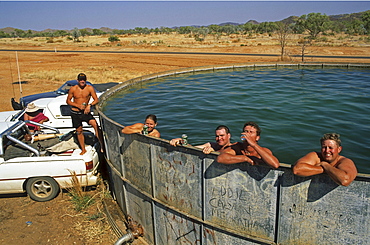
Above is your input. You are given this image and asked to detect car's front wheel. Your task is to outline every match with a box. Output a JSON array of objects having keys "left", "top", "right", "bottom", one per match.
[{"left": 26, "top": 177, "right": 60, "bottom": 202}]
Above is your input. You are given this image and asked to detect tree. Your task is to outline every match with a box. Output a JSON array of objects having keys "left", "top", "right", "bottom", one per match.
[
  {"left": 0, "top": 31, "right": 10, "bottom": 38},
  {"left": 14, "top": 29, "right": 26, "bottom": 38},
  {"left": 276, "top": 22, "right": 292, "bottom": 61},
  {"left": 54, "top": 30, "right": 69, "bottom": 37},
  {"left": 361, "top": 11, "right": 370, "bottom": 34},
  {"left": 257, "top": 22, "right": 278, "bottom": 35},
  {"left": 79, "top": 28, "right": 91, "bottom": 40},
  {"left": 177, "top": 26, "right": 193, "bottom": 35},
  {"left": 108, "top": 35, "right": 120, "bottom": 42},
  {"left": 193, "top": 27, "right": 209, "bottom": 42},
  {"left": 345, "top": 19, "right": 366, "bottom": 35},
  {"left": 92, "top": 29, "right": 105, "bottom": 35},
  {"left": 240, "top": 22, "right": 256, "bottom": 34},
  {"left": 296, "top": 13, "right": 330, "bottom": 39},
  {"left": 72, "top": 27, "right": 81, "bottom": 42},
  {"left": 298, "top": 38, "right": 311, "bottom": 62},
  {"left": 220, "top": 25, "right": 238, "bottom": 35}
]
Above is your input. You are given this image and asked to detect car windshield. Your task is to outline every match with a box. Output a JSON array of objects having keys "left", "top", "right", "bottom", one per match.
[
  {"left": 10, "top": 109, "right": 26, "bottom": 121},
  {"left": 57, "top": 83, "right": 73, "bottom": 95},
  {"left": 56, "top": 81, "right": 95, "bottom": 95}
]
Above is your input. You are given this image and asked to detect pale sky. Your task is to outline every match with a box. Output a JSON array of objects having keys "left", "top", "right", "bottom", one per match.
[{"left": 0, "top": 1, "right": 369, "bottom": 31}]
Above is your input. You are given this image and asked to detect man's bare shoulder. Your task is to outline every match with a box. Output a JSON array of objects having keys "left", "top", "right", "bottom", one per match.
[
  {"left": 221, "top": 142, "right": 242, "bottom": 154},
  {"left": 337, "top": 156, "right": 356, "bottom": 168},
  {"left": 261, "top": 146, "right": 273, "bottom": 154},
  {"left": 297, "top": 151, "right": 321, "bottom": 165},
  {"left": 86, "top": 84, "right": 97, "bottom": 94}
]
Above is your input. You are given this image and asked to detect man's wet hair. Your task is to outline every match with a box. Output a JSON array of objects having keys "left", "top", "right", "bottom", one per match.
[
  {"left": 243, "top": 121, "right": 261, "bottom": 136},
  {"left": 216, "top": 125, "right": 230, "bottom": 134},
  {"left": 320, "top": 133, "right": 341, "bottom": 146}
]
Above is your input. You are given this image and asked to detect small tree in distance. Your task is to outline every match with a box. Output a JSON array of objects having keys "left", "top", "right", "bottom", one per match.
[
  {"left": 108, "top": 35, "right": 120, "bottom": 42},
  {"left": 72, "top": 27, "right": 81, "bottom": 42},
  {"left": 276, "top": 22, "right": 291, "bottom": 61}
]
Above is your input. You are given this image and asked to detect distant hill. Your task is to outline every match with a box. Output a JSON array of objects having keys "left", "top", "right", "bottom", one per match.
[
  {"left": 0, "top": 10, "right": 368, "bottom": 34},
  {"left": 281, "top": 10, "right": 367, "bottom": 24},
  {"left": 0, "top": 27, "right": 17, "bottom": 33},
  {"left": 329, "top": 11, "right": 365, "bottom": 22}
]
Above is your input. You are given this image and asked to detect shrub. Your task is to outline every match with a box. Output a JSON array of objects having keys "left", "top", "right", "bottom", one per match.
[
  {"left": 66, "top": 171, "right": 95, "bottom": 211},
  {"left": 319, "top": 37, "right": 328, "bottom": 42},
  {"left": 108, "top": 35, "right": 120, "bottom": 42}
]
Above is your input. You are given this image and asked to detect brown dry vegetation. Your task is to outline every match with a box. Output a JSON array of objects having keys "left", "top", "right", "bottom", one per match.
[
  {"left": 1, "top": 33, "right": 369, "bottom": 112},
  {"left": 0, "top": 33, "right": 369, "bottom": 244}
]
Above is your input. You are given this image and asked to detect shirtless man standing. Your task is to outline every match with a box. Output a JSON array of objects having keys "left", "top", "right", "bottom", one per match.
[
  {"left": 217, "top": 121, "right": 280, "bottom": 169},
  {"left": 293, "top": 133, "right": 357, "bottom": 186},
  {"left": 66, "top": 73, "right": 103, "bottom": 155}
]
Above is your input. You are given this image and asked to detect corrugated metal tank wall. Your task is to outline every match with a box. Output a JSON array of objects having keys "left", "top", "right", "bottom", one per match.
[{"left": 98, "top": 64, "right": 370, "bottom": 245}]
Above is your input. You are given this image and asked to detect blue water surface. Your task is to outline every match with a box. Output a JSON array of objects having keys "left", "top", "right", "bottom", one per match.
[{"left": 102, "top": 67, "right": 370, "bottom": 174}]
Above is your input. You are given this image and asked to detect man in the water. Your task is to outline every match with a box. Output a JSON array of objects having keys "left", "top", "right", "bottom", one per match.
[
  {"left": 66, "top": 73, "right": 103, "bottom": 155},
  {"left": 293, "top": 133, "right": 357, "bottom": 186},
  {"left": 170, "top": 125, "right": 233, "bottom": 154},
  {"left": 217, "top": 121, "right": 280, "bottom": 169}
]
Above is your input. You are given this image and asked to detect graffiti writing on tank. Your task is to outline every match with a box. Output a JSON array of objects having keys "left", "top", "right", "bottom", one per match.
[
  {"left": 208, "top": 183, "right": 275, "bottom": 235},
  {"left": 159, "top": 211, "right": 200, "bottom": 245},
  {"left": 155, "top": 150, "right": 200, "bottom": 211},
  {"left": 288, "top": 203, "right": 358, "bottom": 230}
]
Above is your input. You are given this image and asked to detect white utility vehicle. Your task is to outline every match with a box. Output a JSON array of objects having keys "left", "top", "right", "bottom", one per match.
[
  {"left": 0, "top": 120, "right": 100, "bottom": 202},
  {"left": 1, "top": 94, "right": 101, "bottom": 134}
]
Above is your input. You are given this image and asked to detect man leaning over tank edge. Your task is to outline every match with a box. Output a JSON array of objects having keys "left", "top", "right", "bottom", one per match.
[
  {"left": 217, "top": 121, "right": 280, "bottom": 169},
  {"left": 293, "top": 133, "right": 357, "bottom": 186}
]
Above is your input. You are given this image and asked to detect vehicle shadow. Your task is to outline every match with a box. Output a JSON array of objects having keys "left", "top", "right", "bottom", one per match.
[{"left": 0, "top": 193, "right": 27, "bottom": 199}]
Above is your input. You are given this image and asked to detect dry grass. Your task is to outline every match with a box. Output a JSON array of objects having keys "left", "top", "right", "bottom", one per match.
[
  {"left": 0, "top": 32, "right": 369, "bottom": 112},
  {"left": 23, "top": 66, "right": 140, "bottom": 85},
  {"left": 66, "top": 171, "right": 95, "bottom": 211},
  {"left": 74, "top": 220, "right": 113, "bottom": 243},
  {"left": 1, "top": 33, "right": 368, "bottom": 49},
  {"left": 64, "top": 172, "right": 116, "bottom": 243}
]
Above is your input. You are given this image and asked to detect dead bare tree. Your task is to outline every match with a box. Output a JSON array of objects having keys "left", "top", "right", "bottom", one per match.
[
  {"left": 298, "top": 38, "right": 311, "bottom": 62},
  {"left": 276, "top": 22, "right": 291, "bottom": 61}
]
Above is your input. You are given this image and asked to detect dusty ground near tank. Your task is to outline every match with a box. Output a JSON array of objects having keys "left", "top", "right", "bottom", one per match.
[{"left": 0, "top": 33, "right": 369, "bottom": 244}]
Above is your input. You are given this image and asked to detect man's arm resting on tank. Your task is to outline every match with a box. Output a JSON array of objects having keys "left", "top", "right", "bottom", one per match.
[
  {"left": 121, "top": 123, "right": 144, "bottom": 134},
  {"left": 293, "top": 152, "right": 324, "bottom": 177},
  {"left": 217, "top": 146, "right": 253, "bottom": 165},
  {"left": 321, "top": 158, "right": 357, "bottom": 186},
  {"left": 250, "top": 144, "right": 280, "bottom": 169},
  {"left": 149, "top": 129, "right": 160, "bottom": 138},
  {"left": 293, "top": 152, "right": 325, "bottom": 177},
  {"left": 194, "top": 142, "right": 218, "bottom": 154}
]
